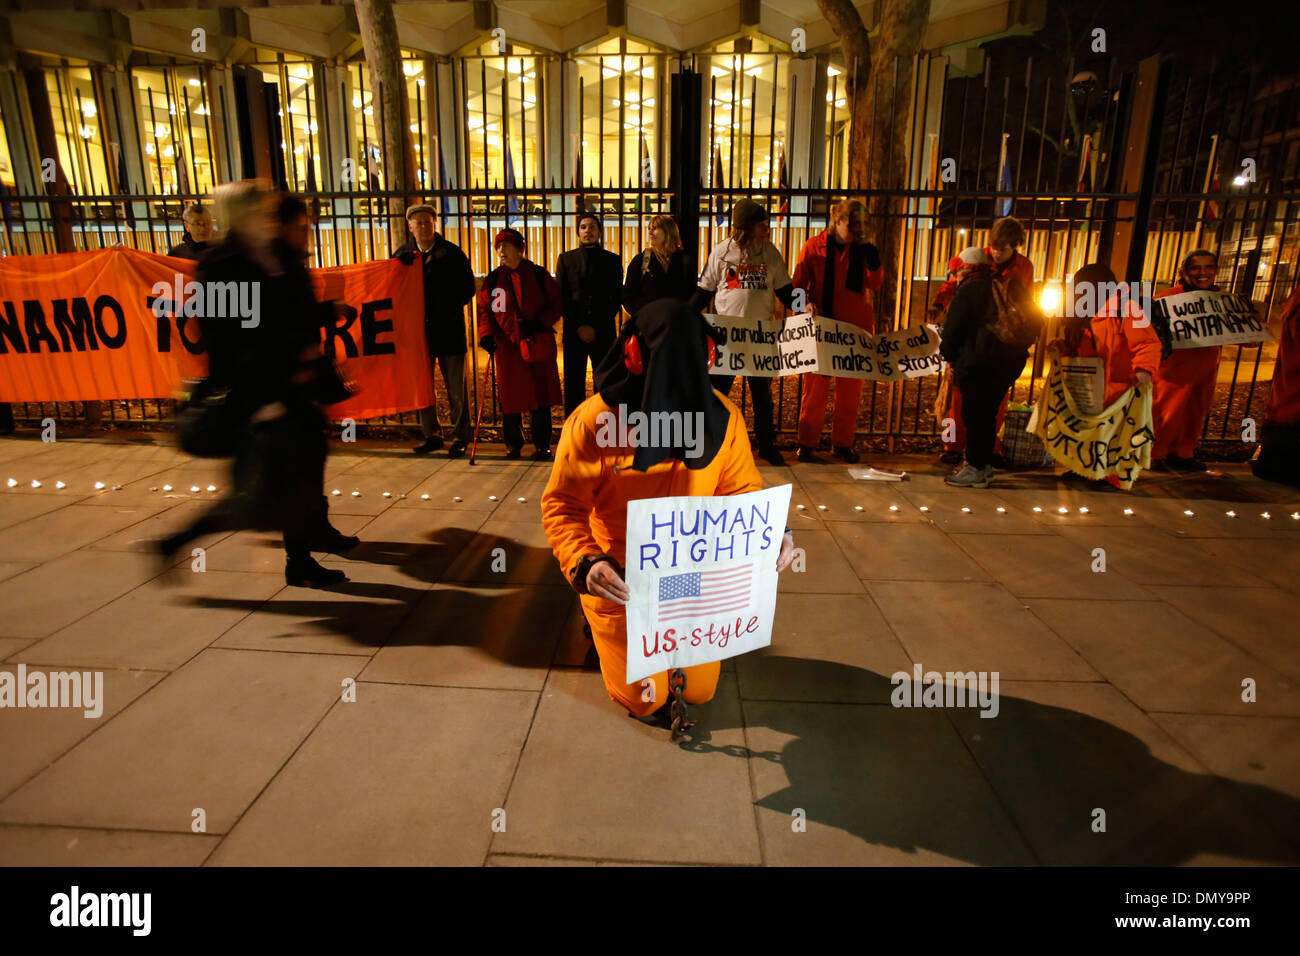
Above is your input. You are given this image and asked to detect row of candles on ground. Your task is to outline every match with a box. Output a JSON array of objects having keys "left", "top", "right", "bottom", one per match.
[{"left": 4, "top": 475, "right": 1298, "bottom": 520}]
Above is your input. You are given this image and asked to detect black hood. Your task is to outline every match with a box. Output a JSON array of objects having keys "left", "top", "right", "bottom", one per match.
[{"left": 592, "top": 298, "right": 730, "bottom": 471}]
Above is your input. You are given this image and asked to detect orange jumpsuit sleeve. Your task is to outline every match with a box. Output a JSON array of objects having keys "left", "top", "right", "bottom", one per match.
[
  {"left": 541, "top": 411, "right": 607, "bottom": 585},
  {"left": 1124, "top": 307, "right": 1163, "bottom": 377},
  {"left": 931, "top": 274, "right": 959, "bottom": 311},
  {"left": 713, "top": 404, "right": 764, "bottom": 497}
]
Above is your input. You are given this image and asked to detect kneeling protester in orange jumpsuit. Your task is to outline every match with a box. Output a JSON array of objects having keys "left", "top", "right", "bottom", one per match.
[
  {"left": 1151, "top": 249, "right": 1221, "bottom": 472},
  {"left": 541, "top": 299, "right": 795, "bottom": 725}
]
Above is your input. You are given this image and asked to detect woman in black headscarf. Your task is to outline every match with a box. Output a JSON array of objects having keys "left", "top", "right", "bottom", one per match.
[{"left": 541, "top": 299, "right": 794, "bottom": 732}]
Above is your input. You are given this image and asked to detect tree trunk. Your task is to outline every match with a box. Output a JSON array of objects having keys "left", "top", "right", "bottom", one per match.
[
  {"left": 818, "top": 0, "right": 931, "bottom": 328},
  {"left": 354, "top": 0, "right": 418, "bottom": 253}
]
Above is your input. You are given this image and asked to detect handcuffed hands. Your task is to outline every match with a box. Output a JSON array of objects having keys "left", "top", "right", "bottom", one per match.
[
  {"left": 776, "top": 531, "right": 795, "bottom": 572},
  {"left": 586, "top": 559, "right": 630, "bottom": 604}
]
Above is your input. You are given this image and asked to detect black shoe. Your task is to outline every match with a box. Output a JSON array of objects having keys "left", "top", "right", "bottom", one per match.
[
  {"left": 285, "top": 557, "right": 347, "bottom": 588},
  {"left": 940, "top": 450, "right": 963, "bottom": 465},
  {"left": 833, "top": 445, "right": 860, "bottom": 464},
  {"left": 505, "top": 446, "right": 523, "bottom": 460},
  {"left": 758, "top": 446, "right": 786, "bottom": 466},
  {"left": 448, "top": 439, "right": 468, "bottom": 458},
  {"left": 311, "top": 530, "right": 360, "bottom": 556},
  {"left": 531, "top": 447, "right": 553, "bottom": 461},
  {"left": 1166, "top": 454, "right": 1208, "bottom": 473},
  {"left": 796, "top": 446, "right": 826, "bottom": 464},
  {"left": 413, "top": 436, "right": 444, "bottom": 455}
]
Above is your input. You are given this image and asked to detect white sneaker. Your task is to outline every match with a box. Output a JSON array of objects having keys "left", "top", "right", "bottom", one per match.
[{"left": 945, "top": 463, "right": 993, "bottom": 488}]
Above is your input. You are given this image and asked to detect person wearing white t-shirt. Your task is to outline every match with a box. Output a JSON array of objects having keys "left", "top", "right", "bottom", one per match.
[{"left": 692, "top": 198, "right": 805, "bottom": 465}]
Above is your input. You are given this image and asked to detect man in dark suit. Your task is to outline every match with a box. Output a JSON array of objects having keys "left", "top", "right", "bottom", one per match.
[
  {"left": 392, "top": 204, "right": 477, "bottom": 456},
  {"left": 556, "top": 212, "right": 622, "bottom": 416}
]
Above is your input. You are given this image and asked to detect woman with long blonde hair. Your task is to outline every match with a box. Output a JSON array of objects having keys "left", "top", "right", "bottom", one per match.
[{"left": 622, "top": 214, "right": 694, "bottom": 317}]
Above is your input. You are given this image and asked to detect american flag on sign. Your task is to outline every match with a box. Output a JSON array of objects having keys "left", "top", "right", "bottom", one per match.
[{"left": 656, "top": 564, "right": 753, "bottom": 624}]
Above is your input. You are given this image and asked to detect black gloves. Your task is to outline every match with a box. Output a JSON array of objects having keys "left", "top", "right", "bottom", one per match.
[
  {"left": 518, "top": 317, "right": 541, "bottom": 337},
  {"left": 863, "top": 242, "right": 881, "bottom": 272},
  {"left": 397, "top": 250, "right": 416, "bottom": 266},
  {"left": 478, "top": 335, "right": 496, "bottom": 354}
]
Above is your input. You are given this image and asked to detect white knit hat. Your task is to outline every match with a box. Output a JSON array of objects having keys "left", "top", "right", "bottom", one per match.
[{"left": 957, "top": 246, "right": 990, "bottom": 266}]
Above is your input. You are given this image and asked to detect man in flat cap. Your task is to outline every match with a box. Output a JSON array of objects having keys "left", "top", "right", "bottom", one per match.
[{"left": 393, "top": 203, "right": 477, "bottom": 456}]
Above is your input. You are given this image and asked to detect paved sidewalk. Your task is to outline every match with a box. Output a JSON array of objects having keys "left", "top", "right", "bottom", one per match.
[{"left": 0, "top": 435, "right": 1297, "bottom": 866}]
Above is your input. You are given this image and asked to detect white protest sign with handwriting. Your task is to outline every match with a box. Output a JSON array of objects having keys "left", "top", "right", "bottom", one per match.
[
  {"left": 623, "top": 484, "right": 792, "bottom": 684},
  {"left": 1153, "top": 290, "right": 1272, "bottom": 348},
  {"left": 705, "top": 314, "right": 942, "bottom": 381}
]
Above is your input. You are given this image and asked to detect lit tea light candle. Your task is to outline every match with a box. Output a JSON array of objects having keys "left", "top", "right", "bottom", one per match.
[
  {"left": 854, "top": 505, "right": 864, "bottom": 511},
  {"left": 1261, "top": 511, "right": 1271, "bottom": 519},
  {"left": 489, "top": 495, "right": 498, "bottom": 501},
  {"left": 1225, "top": 510, "right": 1236, "bottom": 517},
  {"left": 961, "top": 506, "right": 971, "bottom": 513},
  {"left": 517, "top": 496, "right": 526, "bottom": 502},
  {"left": 817, "top": 504, "right": 827, "bottom": 511},
  {"left": 996, "top": 506, "right": 1006, "bottom": 513},
  {"left": 95, "top": 481, "right": 106, "bottom": 490},
  {"left": 1123, "top": 508, "right": 1134, "bottom": 515},
  {"left": 421, "top": 493, "right": 430, "bottom": 500},
  {"left": 919, "top": 506, "right": 929, "bottom": 512},
  {"left": 190, "top": 485, "right": 200, "bottom": 493},
  {"left": 1032, "top": 506, "right": 1043, "bottom": 513},
  {"left": 453, "top": 496, "right": 462, "bottom": 502},
  {"left": 331, "top": 489, "right": 340, "bottom": 495},
  {"left": 162, "top": 484, "right": 172, "bottom": 491},
  {"left": 207, "top": 485, "right": 216, "bottom": 492},
  {"left": 5, "top": 478, "right": 15, "bottom": 488},
  {"left": 351, "top": 491, "right": 361, "bottom": 497},
  {"left": 30, "top": 480, "right": 41, "bottom": 488},
  {"left": 888, "top": 505, "right": 899, "bottom": 512},
  {"left": 1183, "top": 509, "right": 1194, "bottom": 516},
  {"left": 382, "top": 491, "right": 392, "bottom": 498},
  {"left": 1078, "top": 507, "right": 1089, "bottom": 514},
  {"left": 1057, "top": 506, "right": 1068, "bottom": 514}
]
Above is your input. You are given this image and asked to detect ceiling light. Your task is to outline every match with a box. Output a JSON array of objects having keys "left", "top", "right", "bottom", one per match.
[{"left": 188, "top": 78, "right": 200, "bottom": 88}]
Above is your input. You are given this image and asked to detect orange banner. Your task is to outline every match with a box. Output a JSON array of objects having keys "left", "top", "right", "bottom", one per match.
[{"left": 0, "top": 247, "right": 434, "bottom": 420}]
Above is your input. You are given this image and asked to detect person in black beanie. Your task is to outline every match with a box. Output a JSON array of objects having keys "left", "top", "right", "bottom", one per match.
[{"left": 556, "top": 212, "right": 623, "bottom": 416}]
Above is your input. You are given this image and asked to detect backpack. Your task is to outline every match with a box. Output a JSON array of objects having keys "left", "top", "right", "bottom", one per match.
[{"left": 988, "top": 273, "right": 1044, "bottom": 349}]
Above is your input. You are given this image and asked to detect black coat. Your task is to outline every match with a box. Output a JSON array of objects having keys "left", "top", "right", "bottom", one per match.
[
  {"left": 196, "top": 233, "right": 327, "bottom": 420},
  {"left": 556, "top": 245, "right": 623, "bottom": 340},
  {"left": 392, "top": 234, "right": 476, "bottom": 355},
  {"left": 939, "top": 270, "right": 1029, "bottom": 379},
  {"left": 622, "top": 248, "right": 694, "bottom": 317},
  {"left": 167, "top": 238, "right": 212, "bottom": 260}
]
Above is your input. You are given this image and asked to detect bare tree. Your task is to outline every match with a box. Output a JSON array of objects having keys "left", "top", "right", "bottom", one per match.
[
  {"left": 817, "top": 0, "right": 931, "bottom": 326},
  {"left": 354, "top": 0, "right": 418, "bottom": 252}
]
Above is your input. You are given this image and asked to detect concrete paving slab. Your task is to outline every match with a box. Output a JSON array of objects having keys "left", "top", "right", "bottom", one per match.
[
  {"left": 1027, "top": 599, "right": 1300, "bottom": 716},
  {"left": 1054, "top": 524, "right": 1260, "bottom": 588},
  {"left": 494, "top": 670, "right": 760, "bottom": 865},
  {"left": 0, "top": 824, "right": 219, "bottom": 866},
  {"left": 831, "top": 521, "right": 993, "bottom": 583},
  {"left": 0, "top": 494, "right": 74, "bottom": 531},
  {"left": 19, "top": 570, "right": 282, "bottom": 670},
  {"left": 951, "top": 533, "right": 1150, "bottom": 599},
  {"left": 0, "top": 648, "right": 361, "bottom": 833},
  {"left": 1189, "top": 537, "right": 1300, "bottom": 594},
  {"left": 743, "top": 697, "right": 1035, "bottom": 865},
  {"left": 773, "top": 527, "right": 865, "bottom": 594},
  {"left": 867, "top": 580, "right": 1101, "bottom": 682},
  {"left": 0, "top": 550, "right": 164, "bottom": 639},
  {"left": 439, "top": 518, "right": 573, "bottom": 588},
  {"left": 1144, "top": 585, "right": 1300, "bottom": 684},
  {"left": 0, "top": 638, "right": 37, "bottom": 659},
  {"left": 207, "top": 683, "right": 536, "bottom": 866},
  {"left": 736, "top": 595, "right": 911, "bottom": 703},
  {"left": 361, "top": 584, "right": 574, "bottom": 691},
  {"left": 0, "top": 502, "right": 170, "bottom": 564},
  {"left": 0, "top": 666, "right": 166, "bottom": 800},
  {"left": 943, "top": 680, "right": 1233, "bottom": 865}
]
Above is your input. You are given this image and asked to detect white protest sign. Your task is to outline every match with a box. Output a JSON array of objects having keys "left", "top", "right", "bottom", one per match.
[
  {"left": 1153, "top": 290, "right": 1272, "bottom": 348},
  {"left": 705, "top": 313, "right": 942, "bottom": 381},
  {"left": 623, "top": 484, "right": 792, "bottom": 684}
]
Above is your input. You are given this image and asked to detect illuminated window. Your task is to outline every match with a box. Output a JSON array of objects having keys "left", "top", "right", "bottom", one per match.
[
  {"left": 574, "top": 39, "right": 664, "bottom": 197},
  {"left": 704, "top": 39, "right": 789, "bottom": 193},
  {"left": 131, "top": 65, "right": 215, "bottom": 196}
]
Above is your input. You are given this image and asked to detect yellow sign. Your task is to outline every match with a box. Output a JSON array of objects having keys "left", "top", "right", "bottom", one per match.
[{"left": 1028, "top": 359, "right": 1154, "bottom": 488}]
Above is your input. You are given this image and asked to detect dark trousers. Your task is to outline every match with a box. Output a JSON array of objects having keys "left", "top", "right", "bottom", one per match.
[
  {"left": 503, "top": 408, "right": 552, "bottom": 453},
  {"left": 419, "top": 352, "right": 471, "bottom": 442},
  {"left": 956, "top": 367, "right": 1019, "bottom": 469},
  {"left": 563, "top": 333, "right": 615, "bottom": 416},
  {"left": 710, "top": 373, "right": 776, "bottom": 450}
]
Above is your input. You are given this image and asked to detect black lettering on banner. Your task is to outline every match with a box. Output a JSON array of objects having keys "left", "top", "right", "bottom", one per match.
[
  {"left": 93, "top": 295, "right": 127, "bottom": 349},
  {"left": 24, "top": 301, "right": 60, "bottom": 352},
  {"left": 0, "top": 301, "right": 28, "bottom": 353},
  {"left": 53, "top": 298, "right": 98, "bottom": 351},
  {"left": 323, "top": 304, "right": 359, "bottom": 358},
  {"left": 360, "top": 298, "right": 397, "bottom": 355}
]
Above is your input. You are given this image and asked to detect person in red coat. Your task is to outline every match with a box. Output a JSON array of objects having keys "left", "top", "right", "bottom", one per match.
[
  {"left": 1252, "top": 282, "right": 1300, "bottom": 486},
  {"left": 1151, "top": 249, "right": 1221, "bottom": 471},
  {"left": 476, "top": 228, "right": 563, "bottom": 460},
  {"left": 927, "top": 217, "right": 1034, "bottom": 464},
  {"left": 791, "top": 199, "right": 883, "bottom": 463}
]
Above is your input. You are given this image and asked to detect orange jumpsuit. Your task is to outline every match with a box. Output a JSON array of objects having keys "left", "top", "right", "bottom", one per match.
[
  {"left": 791, "top": 229, "right": 884, "bottom": 448},
  {"left": 541, "top": 392, "right": 763, "bottom": 717},
  {"left": 931, "top": 251, "right": 1034, "bottom": 452},
  {"left": 1070, "top": 297, "right": 1163, "bottom": 406},
  {"left": 1151, "top": 284, "right": 1221, "bottom": 460}
]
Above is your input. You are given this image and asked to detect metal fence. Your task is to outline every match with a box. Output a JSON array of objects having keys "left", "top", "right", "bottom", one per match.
[{"left": 2, "top": 48, "right": 1297, "bottom": 452}]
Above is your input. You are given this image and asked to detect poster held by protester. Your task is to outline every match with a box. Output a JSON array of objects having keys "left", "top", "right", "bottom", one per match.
[
  {"left": 1028, "top": 358, "right": 1154, "bottom": 489},
  {"left": 1060, "top": 356, "right": 1105, "bottom": 415},
  {"left": 705, "top": 312, "right": 942, "bottom": 382},
  {"left": 1151, "top": 289, "right": 1272, "bottom": 349},
  {"left": 624, "top": 484, "right": 792, "bottom": 683},
  {"left": 0, "top": 247, "right": 434, "bottom": 420}
]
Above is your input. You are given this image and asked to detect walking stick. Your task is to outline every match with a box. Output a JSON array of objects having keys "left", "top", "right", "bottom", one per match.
[{"left": 469, "top": 352, "right": 495, "bottom": 466}]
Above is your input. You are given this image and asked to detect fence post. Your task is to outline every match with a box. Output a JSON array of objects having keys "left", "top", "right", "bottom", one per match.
[
  {"left": 670, "top": 66, "right": 703, "bottom": 271},
  {"left": 1105, "top": 53, "right": 1170, "bottom": 282}
]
